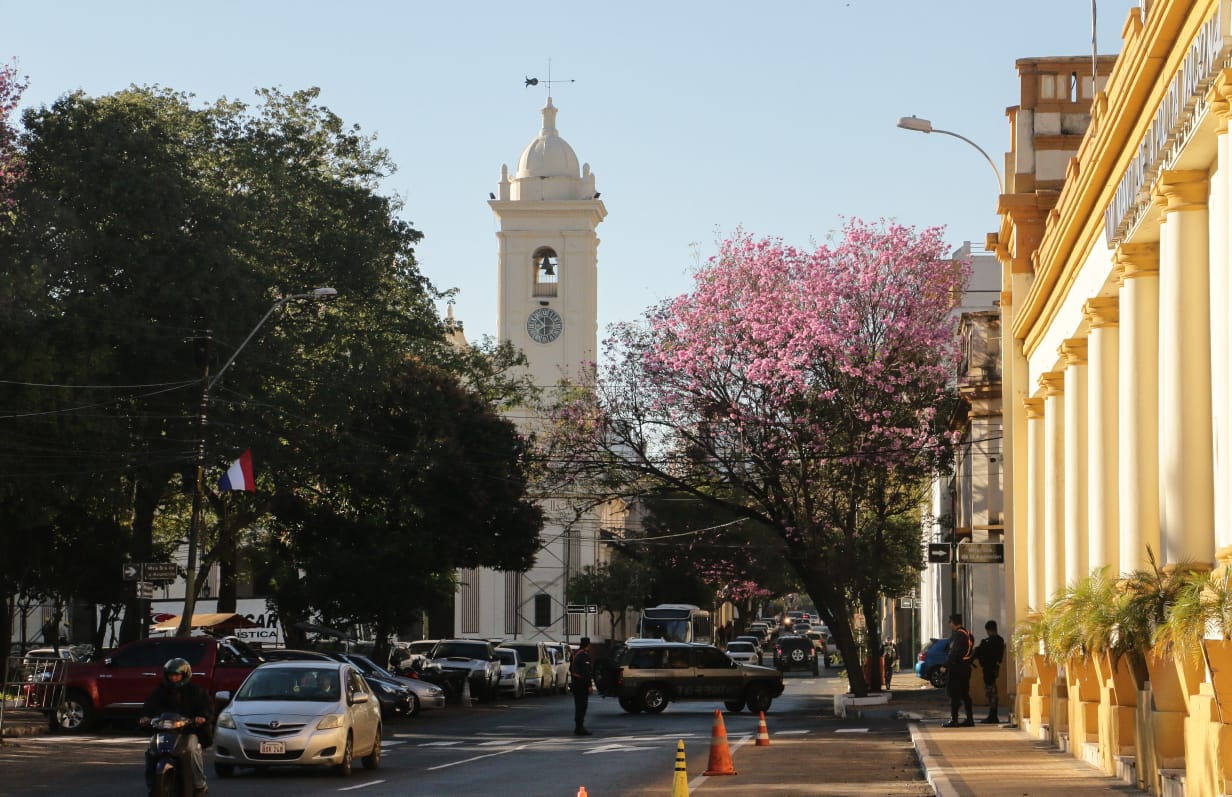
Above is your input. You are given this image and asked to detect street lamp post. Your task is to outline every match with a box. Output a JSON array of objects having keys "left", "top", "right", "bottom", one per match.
[
  {"left": 896, "top": 116, "right": 1004, "bottom": 194},
  {"left": 175, "top": 287, "right": 336, "bottom": 637}
]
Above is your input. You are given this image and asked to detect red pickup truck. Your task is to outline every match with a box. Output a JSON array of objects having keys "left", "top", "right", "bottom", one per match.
[{"left": 42, "top": 635, "right": 264, "bottom": 733}]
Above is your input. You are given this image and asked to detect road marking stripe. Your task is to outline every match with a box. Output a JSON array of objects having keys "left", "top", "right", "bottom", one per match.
[
  {"left": 426, "top": 744, "right": 528, "bottom": 771},
  {"left": 338, "top": 780, "right": 385, "bottom": 790}
]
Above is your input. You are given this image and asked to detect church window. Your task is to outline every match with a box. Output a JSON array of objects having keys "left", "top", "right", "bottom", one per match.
[{"left": 532, "top": 247, "right": 558, "bottom": 298}]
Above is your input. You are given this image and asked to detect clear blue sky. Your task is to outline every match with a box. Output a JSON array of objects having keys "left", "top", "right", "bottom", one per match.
[{"left": 8, "top": 1, "right": 1135, "bottom": 342}]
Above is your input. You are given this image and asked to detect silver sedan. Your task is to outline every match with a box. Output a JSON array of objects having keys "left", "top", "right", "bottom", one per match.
[{"left": 213, "top": 661, "right": 382, "bottom": 777}]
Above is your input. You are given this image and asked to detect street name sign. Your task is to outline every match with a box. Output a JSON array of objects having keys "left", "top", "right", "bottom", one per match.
[
  {"left": 957, "top": 542, "right": 1005, "bottom": 564},
  {"left": 927, "top": 543, "right": 952, "bottom": 564}
]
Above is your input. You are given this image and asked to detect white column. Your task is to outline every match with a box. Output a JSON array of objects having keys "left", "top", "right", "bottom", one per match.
[
  {"left": 1084, "top": 298, "right": 1120, "bottom": 572},
  {"left": 1040, "top": 372, "right": 1066, "bottom": 600},
  {"left": 1060, "top": 339, "right": 1088, "bottom": 584},
  {"left": 1025, "top": 397, "right": 1046, "bottom": 610},
  {"left": 1155, "top": 170, "right": 1215, "bottom": 567},
  {"left": 1115, "top": 244, "right": 1161, "bottom": 573}
]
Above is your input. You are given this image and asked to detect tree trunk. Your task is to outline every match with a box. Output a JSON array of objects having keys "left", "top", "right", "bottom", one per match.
[{"left": 119, "top": 479, "right": 159, "bottom": 643}]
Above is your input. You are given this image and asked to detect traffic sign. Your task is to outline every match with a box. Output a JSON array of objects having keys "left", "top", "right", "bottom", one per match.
[
  {"left": 957, "top": 542, "right": 1005, "bottom": 564},
  {"left": 927, "top": 543, "right": 952, "bottom": 564},
  {"left": 899, "top": 597, "right": 916, "bottom": 609},
  {"left": 122, "top": 564, "right": 141, "bottom": 582},
  {"left": 566, "top": 604, "right": 587, "bottom": 614},
  {"left": 142, "top": 562, "right": 179, "bottom": 583},
  {"left": 136, "top": 581, "right": 154, "bottom": 600},
  {"left": 587, "top": 605, "right": 597, "bottom": 614}
]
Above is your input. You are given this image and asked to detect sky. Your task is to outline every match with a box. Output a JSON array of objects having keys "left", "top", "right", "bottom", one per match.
[{"left": 7, "top": 1, "right": 1138, "bottom": 343}]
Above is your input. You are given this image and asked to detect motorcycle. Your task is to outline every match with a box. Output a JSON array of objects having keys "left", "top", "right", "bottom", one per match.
[{"left": 146, "top": 712, "right": 201, "bottom": 797}]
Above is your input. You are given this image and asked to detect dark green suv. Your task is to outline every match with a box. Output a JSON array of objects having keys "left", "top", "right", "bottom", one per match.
[
  {"left": 774, "top": 634, "right": 819, "bottom": 676},
  {"left": 598, "top": 641, "right": 784, "bottom": 714}
]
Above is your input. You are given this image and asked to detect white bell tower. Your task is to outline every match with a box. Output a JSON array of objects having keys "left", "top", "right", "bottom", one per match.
[
  {"left": 452, "top": 98, "right": 613, "bottom": 645},
  {"left": 490, "top": 97, "right": 606, "bottom": 390}
]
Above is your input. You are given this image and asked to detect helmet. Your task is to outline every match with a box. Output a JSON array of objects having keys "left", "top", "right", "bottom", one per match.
[{"left": 163, "top": 658, "right": 192, "bottom": 688}]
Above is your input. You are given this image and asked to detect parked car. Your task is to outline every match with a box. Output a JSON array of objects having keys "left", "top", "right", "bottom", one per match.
[
  {"left": 546, "top": 644, "right": 571, "bottom": 693},
  {"left": 598, "top": 640, "right": 784, "bottom": 714},
  {"left": 391, "top": 639, "right": 439, "bottom": 675},
  {"left": 915, "top": 638, "right": 949, "bottom": 688},
  {"left": 774, "top": 634, "right": 820, "bottom": 676},
  {"left": 724, "top": 641, "right": 760, "bottom": 665},
  {"left": 45, "top": 635, "right": 263, "bottom": 733},
  {"left": 748, "top": 622, "right": 771, "bottom": 644},
  {"left": 501, "top": 641, "right": 553, "bottom": 695},
  {"left": 428, "top": 639, "right": 502, "bottom": 701},
  {"left": 213, "top": 660, "right": 382, "bottom": 777},
  {"left": 494, "top": 647, "right": 527, "bottom": 698},
  {"left": 337, "top": 652, "right": 445, "bottom": 716}
]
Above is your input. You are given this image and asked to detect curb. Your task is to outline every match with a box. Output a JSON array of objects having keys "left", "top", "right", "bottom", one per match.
[{"left": 909, "top": 721, "right": 957, "bottom": 797}]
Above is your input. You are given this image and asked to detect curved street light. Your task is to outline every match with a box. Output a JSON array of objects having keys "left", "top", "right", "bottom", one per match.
[
  {"left": 896, "top": 115, "right": 1004, "bottom": 194},
  {"left": 176, "top": 287, "right": 337, "bottom": 637}
]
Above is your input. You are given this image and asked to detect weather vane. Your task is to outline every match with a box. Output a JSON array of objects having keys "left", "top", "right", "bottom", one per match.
[{"left": 524, "top": 58, "right": 574, "bottom": 96}]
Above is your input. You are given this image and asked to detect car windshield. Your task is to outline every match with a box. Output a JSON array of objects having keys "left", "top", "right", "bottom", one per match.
[
  {"left": 496, "top": 650, "right": 517, "bottom": 665},
  {"left": 346, "top": 654, "right": 393, "bottom": 678},
  {"left": 507, "top": 645, "right": 539, "bottom": 662},
  {"left": 727, "top": 643, "right": 754, "bottom": 652},
  {"left": 407, "top": 641, "right": 435, "bottom": 654},
  {"left": 433, "top": 642, "right": 490, "bottom": 659},
  {"left": 237, "top": 667, "right": 342, "bottom": 701}
]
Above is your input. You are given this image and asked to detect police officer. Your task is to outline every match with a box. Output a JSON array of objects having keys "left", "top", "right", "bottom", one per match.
[
  {"left": 570, "top": 637, "right": 594, "bottom": 736},
  {"left": 938, "top": 613, "right": 975, "bottom": 727}
]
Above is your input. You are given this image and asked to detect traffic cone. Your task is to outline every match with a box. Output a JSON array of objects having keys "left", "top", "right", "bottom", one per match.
[
  {"left": 702, "top": 709, "right": 737, "bottom": 776},
  {"left": 672, "top": 739, "right": 689, "bottom": 797},
  {"left": 576, "top": 788, "right": 588, "bottom": 797},
  {"left": 755, "top": 711, "right": 770, "bottom": 747}
]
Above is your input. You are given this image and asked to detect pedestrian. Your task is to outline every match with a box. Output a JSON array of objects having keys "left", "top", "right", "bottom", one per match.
[
  {"left": 973, "top": 619, "right": 1006, "bottom": 723},
  {"left": 570, "top": 637, "right": 594, "bottom": 736},
  {"left": 938, "top": 613, "right": 975, "bottom": 727},
  {"left": 882, "top": 639, "right": 899, "bottom": 689},
  {"left": 139, "top": 658, "right": 213, "bottom": 797}
]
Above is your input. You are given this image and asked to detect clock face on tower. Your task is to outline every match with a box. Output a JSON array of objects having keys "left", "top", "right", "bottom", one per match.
[{"left": 526, "top": 307, "right": 563, "bottom": 343}]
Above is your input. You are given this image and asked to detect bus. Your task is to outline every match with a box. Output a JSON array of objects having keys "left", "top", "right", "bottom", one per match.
[{"left": 637, "top": 604, "right": 713, "bottom": 644}]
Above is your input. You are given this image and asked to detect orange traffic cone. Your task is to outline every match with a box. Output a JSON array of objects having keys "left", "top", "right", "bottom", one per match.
[
  {"left": 576, "top": 788, "right": 588, "bottom": 797},
  {"left": 755, "top": 711, "right": 770, "bottom": 747},
  {"left": 672, "top": 739, "right": 689, "bottom": 797},
  {"left": 702, "top": 709, "right": 737, "bottom": 776}
]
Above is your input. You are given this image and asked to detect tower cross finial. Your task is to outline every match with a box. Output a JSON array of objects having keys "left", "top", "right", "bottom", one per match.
[{"left": 524, "top": 58, "right": 574, "bottom": 99}]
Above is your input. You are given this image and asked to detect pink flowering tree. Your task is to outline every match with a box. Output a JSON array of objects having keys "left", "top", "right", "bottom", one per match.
[
  {"left": 539, "top": 219, "right": 968, "bottom": 695},
  {"left": 0, "top": 59, "right": 27, "bottom": 204}
]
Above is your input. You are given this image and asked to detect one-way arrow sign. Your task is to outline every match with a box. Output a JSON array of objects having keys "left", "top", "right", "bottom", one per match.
[{"left": 122, "top": 564, "right": 141, "bottom": 582}]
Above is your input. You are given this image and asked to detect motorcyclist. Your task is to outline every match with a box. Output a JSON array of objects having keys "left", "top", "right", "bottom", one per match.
[{"left": 139, "top": 657, "right": 213, "bottom": 797}]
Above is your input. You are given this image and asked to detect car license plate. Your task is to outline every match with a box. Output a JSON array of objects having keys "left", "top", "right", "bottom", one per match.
[{"left": 259, "top": 741, "right": 285, "bottom": 755}]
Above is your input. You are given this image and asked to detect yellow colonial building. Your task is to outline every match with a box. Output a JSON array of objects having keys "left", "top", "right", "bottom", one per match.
[{"left": 998, "top": 2, "right": 1232, "bottom": 794}]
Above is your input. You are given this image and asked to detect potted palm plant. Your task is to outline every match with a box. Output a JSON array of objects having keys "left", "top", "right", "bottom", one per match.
[{"left": 1158, "top": 566, "right": 1232, "bottom": 721}]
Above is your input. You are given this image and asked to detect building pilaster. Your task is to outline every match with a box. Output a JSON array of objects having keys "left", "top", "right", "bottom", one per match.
[
  {"left": 1083, "top": 298, "right": 1120, "bottom": 571},
  {"left": 1059, "top": 339, "right": 1088, "bottom": 584},
  {"left": 1024, "top": 396, "right": 1046, "bottom": 610},
  {"left": 1154, "top": 170, "right": 1215, "bottom": 567},
  {"left": 1114, "top": 243, "right": 1160, "bottom": 573},
  {"left": 1040, "top": 371, "right": 1066, "bottom": 599}
]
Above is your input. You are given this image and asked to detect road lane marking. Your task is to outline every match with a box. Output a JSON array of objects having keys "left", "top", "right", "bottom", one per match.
[
  {"left": 689, "top": 734, "right": 752, "bottom": 792},
  {"left": 836, "top": 728, "right": 869, "bottom": 733},
  {"left": 419, "top": 740, "right": 462, "bottom": 746},
  {"left": 338, "top": 781, "right": 385, "bottom": 791},
  {"left": 426, "top": 743, "right": 529, "bottom": 771},
  {"left": 582, "top": 744, "right": 656, "bottom": 755}
]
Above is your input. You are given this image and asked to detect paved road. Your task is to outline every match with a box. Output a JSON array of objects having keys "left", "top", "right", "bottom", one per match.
[{"left": 0, "top": 669, "right": 934, "bottom": 796}]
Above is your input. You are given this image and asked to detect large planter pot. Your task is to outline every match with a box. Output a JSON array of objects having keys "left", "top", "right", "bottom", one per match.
[
  {"left": 1096, "top": 651, "right": 1140, "bottom": 708},
  {"left": 1146, "top": 648, "right": 1203, "bottom": 714}
]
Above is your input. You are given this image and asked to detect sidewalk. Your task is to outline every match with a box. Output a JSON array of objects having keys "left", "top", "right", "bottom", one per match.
[{"left": 894, "top": 682, "right": 1148, "bottom": 797}]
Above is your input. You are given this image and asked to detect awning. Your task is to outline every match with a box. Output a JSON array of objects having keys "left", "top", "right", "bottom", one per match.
[{"left": 151, "top": 612, "right": 260, "bottom": 633}]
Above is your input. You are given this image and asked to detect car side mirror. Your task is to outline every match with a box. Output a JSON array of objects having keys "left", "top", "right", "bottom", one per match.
[
  {"left": 350, "top": 691, "right": 369, "bottom": 705},
  {"left": 214, "top": 690, "right": 232, "bottom": 705}
]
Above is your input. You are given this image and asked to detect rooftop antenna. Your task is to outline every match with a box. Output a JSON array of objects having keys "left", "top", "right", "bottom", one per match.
[{"left": 524, "top": 58, "right": 574, "bottom": 100}]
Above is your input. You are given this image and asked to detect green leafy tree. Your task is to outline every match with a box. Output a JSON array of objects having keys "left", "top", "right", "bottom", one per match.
[
  {"left": 0, "top": 85, "right": 541, "bottom": 649},
  {"left": 567, "top": 557, "right": 655, "bottom": 639}
]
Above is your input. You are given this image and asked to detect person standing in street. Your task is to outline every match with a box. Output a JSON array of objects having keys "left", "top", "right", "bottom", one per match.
[
  {"left": 938, "top": 613, "right": 975, "bottom": 727},
  {"left": 570, "top": 637, "right": 594, "bottom": 736},
  {"left": 882, "top": 639, "right": 899, "bottom": 689},
  {"left": 974, "top": 619, "right": 1006, "bottom": 723}
]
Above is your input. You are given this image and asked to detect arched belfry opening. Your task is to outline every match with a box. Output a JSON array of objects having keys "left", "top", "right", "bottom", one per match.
[{"left": 533, "top": 247, "right": 558, "bottom": 297}]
